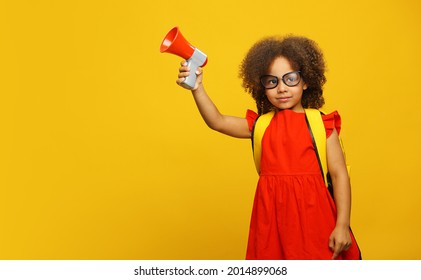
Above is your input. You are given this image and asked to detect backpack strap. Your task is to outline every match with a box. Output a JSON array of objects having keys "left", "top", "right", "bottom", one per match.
[
  {"left": 304, "top": 108, "right": 328, "bottom": 186},
  {"left": 304, "top": 109, "right": 350, "bottom": 192},
  {"left": 252, "top": 111, "right": 275, "bottom": 174}
]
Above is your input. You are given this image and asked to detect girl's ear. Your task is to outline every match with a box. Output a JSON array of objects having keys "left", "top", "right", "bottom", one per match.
[{"left": 303, "top": 82, "right": 308, "bottom": 90}]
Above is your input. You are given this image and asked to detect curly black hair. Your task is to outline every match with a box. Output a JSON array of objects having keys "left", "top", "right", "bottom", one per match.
[{"left": 239, "top": 35, "right": 326, "bottom": 115}]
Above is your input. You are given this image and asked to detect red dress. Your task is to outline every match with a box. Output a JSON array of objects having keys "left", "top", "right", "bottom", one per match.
[{"left": 245, "top": 109, "right": 361, "bottom": 260}]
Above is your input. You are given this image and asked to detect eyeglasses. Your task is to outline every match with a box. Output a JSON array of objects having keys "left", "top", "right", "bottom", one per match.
[{"left": 260, "top": 71, "right": 301, "bottom": 89}]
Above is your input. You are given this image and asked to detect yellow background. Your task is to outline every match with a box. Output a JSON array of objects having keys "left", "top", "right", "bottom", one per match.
[{"left": 0, "top": 0, "right": 420, "bottom": 260}]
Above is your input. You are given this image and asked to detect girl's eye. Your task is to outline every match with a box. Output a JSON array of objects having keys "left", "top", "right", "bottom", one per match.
[
  {"left": 260, "top": 75, "right": 279, "bottom": 89},
  {"left": 286, "top": 75, "right": 297, "bottom": 82},
  {"left": 283, "top": 72, "right": 300, "bottom": 86},
  {"left": 268, "top": 78, "right": 277, "bottom": 85}
]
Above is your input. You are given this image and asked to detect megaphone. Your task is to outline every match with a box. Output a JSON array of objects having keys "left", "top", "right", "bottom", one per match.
[{"left": 160, "top": 27, "right": 208, "bottom": 89}]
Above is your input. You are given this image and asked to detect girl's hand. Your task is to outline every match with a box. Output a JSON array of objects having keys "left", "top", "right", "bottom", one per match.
[
  {"left": 176, "top": 61, "right": 203, "bottom": 91},
  {"left": 329, "top": 226, "right": 352, "bottom": 259}
]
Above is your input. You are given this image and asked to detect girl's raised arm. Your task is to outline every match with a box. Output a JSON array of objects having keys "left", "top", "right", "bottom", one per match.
[{"left": 177, "top": 61, "right": 251, "bottom": 139}]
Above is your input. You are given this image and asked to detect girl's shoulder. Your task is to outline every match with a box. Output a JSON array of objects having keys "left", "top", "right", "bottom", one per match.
[{"left": 322, "top": 111, "right": 341, "bottom": 138}]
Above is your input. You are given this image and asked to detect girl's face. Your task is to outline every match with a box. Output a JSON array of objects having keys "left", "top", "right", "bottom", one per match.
[{"left": 264, "top": 56, "right": 307, "bottom": 112}]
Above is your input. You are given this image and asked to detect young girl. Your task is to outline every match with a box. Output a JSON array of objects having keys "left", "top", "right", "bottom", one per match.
[{"left": 176, "top": 35, "right": 361, "bottom": 260}]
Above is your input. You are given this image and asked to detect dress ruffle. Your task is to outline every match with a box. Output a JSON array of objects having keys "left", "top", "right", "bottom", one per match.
[
  {"left": 322, "top": 111, "right": 341, "bottom": 138},
  {"left": 246, "top": 109, "right": 258, "bottom": 131}
]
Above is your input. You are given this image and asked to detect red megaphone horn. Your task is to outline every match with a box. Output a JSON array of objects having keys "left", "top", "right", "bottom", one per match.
[{"left": 160, "top": 27, "right": 208, "bottom": 89}]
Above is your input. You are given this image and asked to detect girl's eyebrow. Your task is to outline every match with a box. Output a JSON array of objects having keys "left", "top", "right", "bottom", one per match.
[{"left": 267, "top": 70, "right": 295, "bottom": 76}]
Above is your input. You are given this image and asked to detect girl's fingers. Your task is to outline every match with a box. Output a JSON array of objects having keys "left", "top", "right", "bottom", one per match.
[
  {"left": 176, "top": 76, "right": 187, "bottom": 85},
  {"left": 328, "top": 237, "right": 334, "bottom": 251},
  {"left": 179, "top": 61, "right": 189, "bottom": 71},
  {"left": 178, "top": 71, "right": 190, "bottom": 78},
  {"left": 179, "top": 65, "right": 190, "bottom": 74}
]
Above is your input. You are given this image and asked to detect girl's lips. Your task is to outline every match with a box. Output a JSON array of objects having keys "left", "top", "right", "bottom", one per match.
[{"left": 277, "top": 97, "right": 291, "bottom": 102}]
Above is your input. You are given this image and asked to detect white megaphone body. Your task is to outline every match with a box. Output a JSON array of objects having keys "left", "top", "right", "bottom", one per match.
[{"left": 160, "top": 27, "right": 208, "bottom": 89}]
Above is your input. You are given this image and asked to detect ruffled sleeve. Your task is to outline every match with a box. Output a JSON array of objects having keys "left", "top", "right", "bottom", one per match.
[
  {"left": 322, "top": 111, "right": 341, "bottom": 138},
  {"left": 246, "top": 109, "right": 259, "bottom": 131}
]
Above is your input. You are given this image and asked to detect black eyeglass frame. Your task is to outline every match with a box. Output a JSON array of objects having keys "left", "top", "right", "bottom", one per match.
[{"left": 260, "top": 71, "right": 302, "bottom": 89}]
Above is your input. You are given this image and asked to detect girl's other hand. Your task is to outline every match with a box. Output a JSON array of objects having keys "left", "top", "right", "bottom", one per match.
[
  {"left": 176, "top": 61, "right": 203, "bottom": 91},
  {"left": 329, "top": 226, "right": 352, "bottom": 259}
]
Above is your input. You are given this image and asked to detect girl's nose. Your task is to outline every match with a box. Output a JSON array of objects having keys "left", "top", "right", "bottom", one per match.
[{"left": 277, "top": 80, "right": 287, "bottom": 93}]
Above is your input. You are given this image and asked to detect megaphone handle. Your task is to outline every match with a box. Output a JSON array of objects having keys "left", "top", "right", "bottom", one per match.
[
  {"left": 182, "top": 59, "right": 198, "bottom": 89},
  {"left": 181, "top": 48, "right": 207, "bottom": 90}
]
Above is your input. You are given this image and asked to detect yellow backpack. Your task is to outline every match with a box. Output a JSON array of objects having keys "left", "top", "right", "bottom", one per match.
[{"left": 251, "top": 109, "right": 349, "bottom": 197}]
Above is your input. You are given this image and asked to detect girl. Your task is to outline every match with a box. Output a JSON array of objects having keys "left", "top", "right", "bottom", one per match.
[{"left": 176, "top": 35, "right": 361, "bottom": 260}]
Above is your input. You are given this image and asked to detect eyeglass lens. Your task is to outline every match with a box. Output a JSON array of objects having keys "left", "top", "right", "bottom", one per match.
[{"left": 260, "top": 71, "right": 300, "bottom": 89}]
